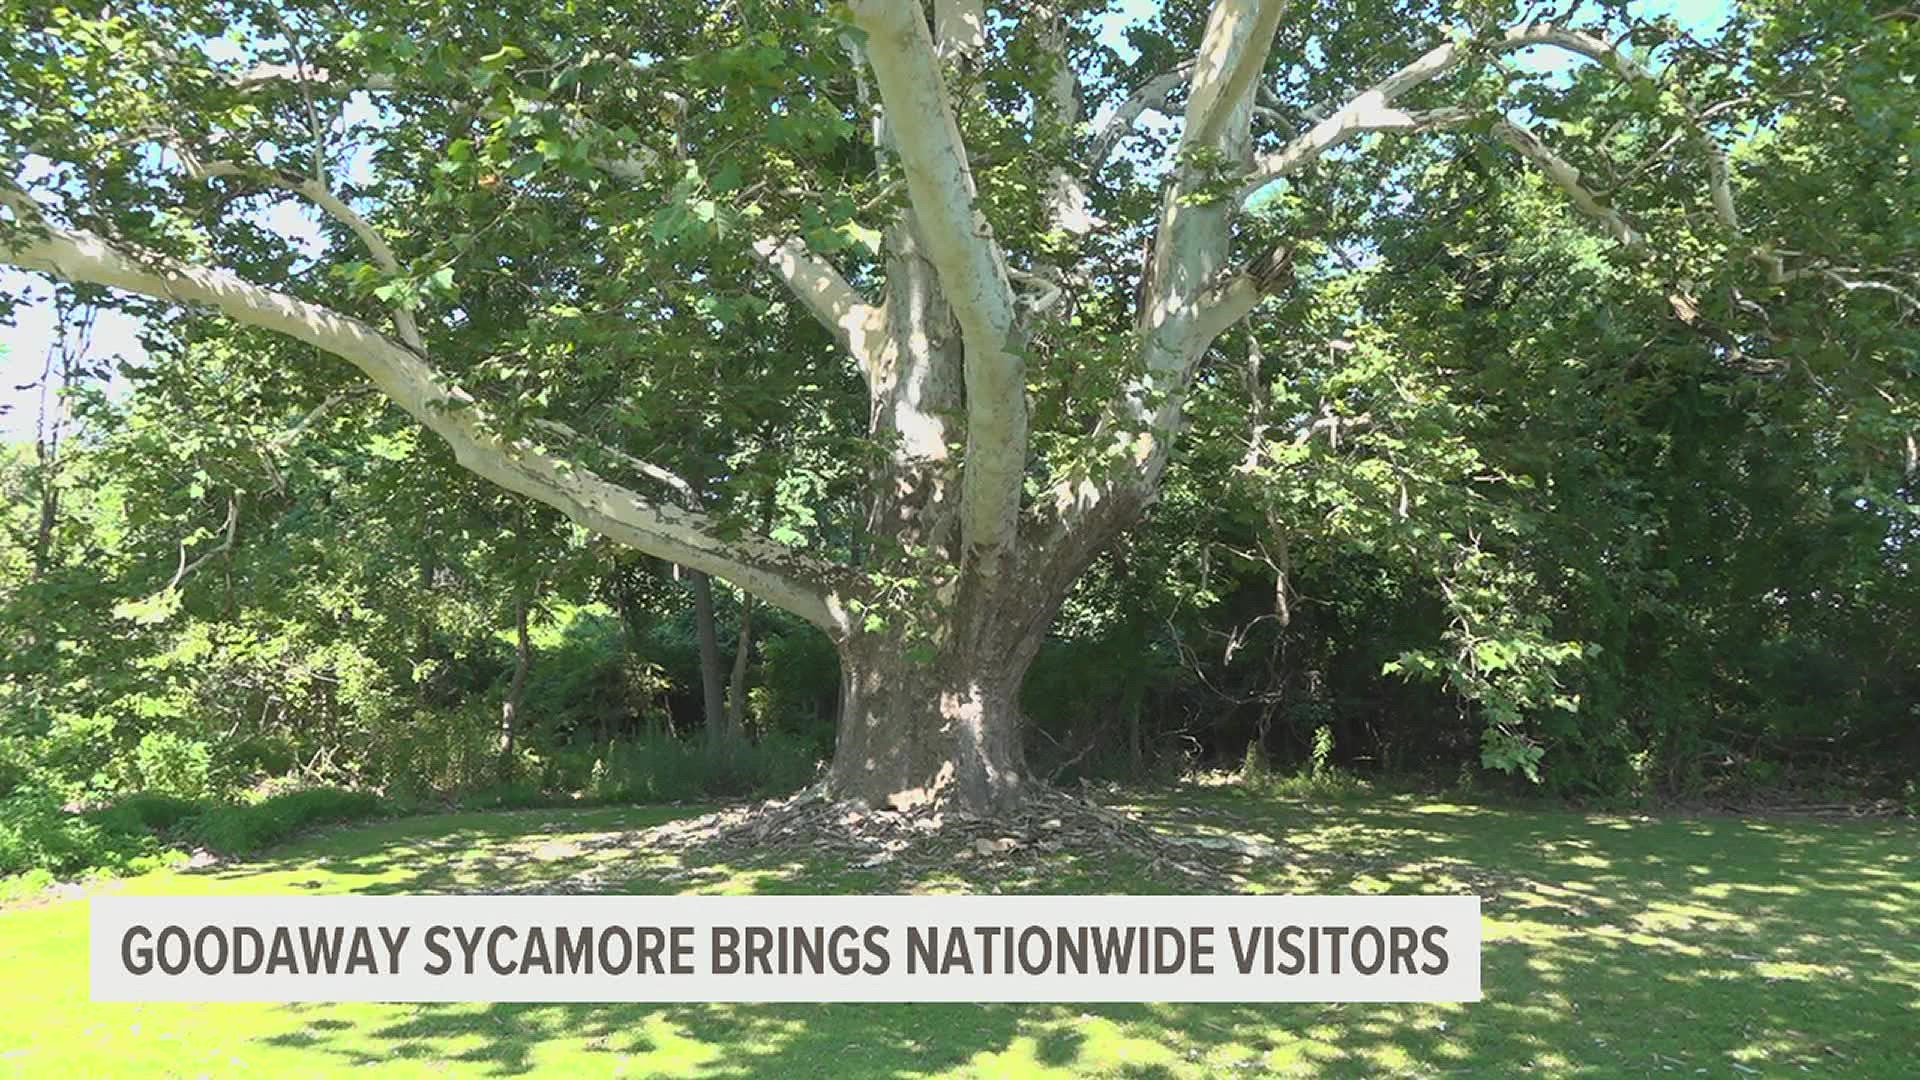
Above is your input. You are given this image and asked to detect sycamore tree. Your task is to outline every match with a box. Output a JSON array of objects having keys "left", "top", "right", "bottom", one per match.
[{"left": 2, "top": 0, "right": 1908, "bottom": 814}]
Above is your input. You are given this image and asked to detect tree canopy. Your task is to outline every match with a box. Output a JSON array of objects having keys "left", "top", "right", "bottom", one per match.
[{"left": 2, "top": 0, "right": 1915, "bottom": 818}]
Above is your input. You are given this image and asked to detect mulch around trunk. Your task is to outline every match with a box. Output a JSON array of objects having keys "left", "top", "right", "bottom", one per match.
[{"left": 505, "top": 785, "right": 1284, "bottom": 894}]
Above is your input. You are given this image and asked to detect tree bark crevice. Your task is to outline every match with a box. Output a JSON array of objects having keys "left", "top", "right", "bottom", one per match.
[
  {"left": 824, "top": 550, "right": 1085, "bottom": 816},
  {"left": 826, "top": 634, "right": 1033, "bottom": 817}
]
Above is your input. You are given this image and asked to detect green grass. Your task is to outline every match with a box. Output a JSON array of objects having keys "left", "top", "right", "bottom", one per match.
[{"left": 1, "top": 788, "right": 1916, "bottom": 1077}]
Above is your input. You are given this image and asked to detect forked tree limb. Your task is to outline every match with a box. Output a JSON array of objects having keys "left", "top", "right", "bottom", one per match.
[
  {"left": 1490, "top": 118, "right": 1646, "bottom": 252},
  {"left": 1089, "top": 61, "right": 1197, "bottom": 174},
  {"left": 849, "top": 0, "right": 1026, "bottom": 565},
  {"left": 1, "top": 182, "right": 855, "bottom": 633},
  {"left": 176, "top": 150, "right": 429, "bottom": 353},
  {"left": 1239, "top": 20, "right": 1739, "bottom": 232},
  {"left": 749, "top": 235, "right": 888, "bottom": 378}
]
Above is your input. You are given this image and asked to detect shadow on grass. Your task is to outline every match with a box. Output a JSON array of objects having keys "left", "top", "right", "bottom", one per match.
[{"left": 209, "top": 792, "right": 1917, "bottom": 1076}]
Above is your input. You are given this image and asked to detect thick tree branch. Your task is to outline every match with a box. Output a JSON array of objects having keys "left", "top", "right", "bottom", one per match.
[
  {"left": 178, "top": 152, "right": 428, "bottom": 353},
  {"left": 527, "top": 419, "right": 703, "bottom": 506},
  {"left": 173, "top": 148, "right": 763, "bottom": 507},
  {"left": 1050, "top": 11, "right": 1680, "bottom": 554},
  {"left": 750, "top": 235, "right": 887, "bottom": 377},
  {"left": 1134, "top": 0, "right": 1289, "bottom": 395},
  {"left": 1491, "top": 118, "right": 1646, "bottom": 252},
  {"left": 1242, "top": 20, "right": 1738, "bottom": 229},
  {"left": 1037, "top": 6, "right": 1099, "bottom": 237},
  {"left": 230, "top": 64, "right": 397, "bottom": 93},
  {"left": 850, "top": 0, "right": 1025, "bottom": 563},
  {"left": 1205, "top": 110, "right": 1646, "bottom": 337},
  {"left": 933, "top": 0, "right": 987, "bottom": 64},
  {"left": 1038, "top": 0, "right": 1289, "bottom": 555},
  {"left": 1090, "top": 61, "right": 1196, "bottom": 174},
  {"left": 1491, "top": 24, "right": 1738, "bottom": 231},
  {"left": 1184, "top": 0, "right": 1288, "bottom": 151},
  {"left": 1, "top": 183, "right": 854, "bottom": 634},
  {"left": 1238, "top": 105, "right": 1474, "bottom": 201},
  {"left": 1764, "top": 258, "right": 1920, "bottom": 316}
]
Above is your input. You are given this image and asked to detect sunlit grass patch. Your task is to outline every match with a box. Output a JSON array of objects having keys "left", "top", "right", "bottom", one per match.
[{"left": 1, "top": 789, "right": 1915, "bottom": 1077}]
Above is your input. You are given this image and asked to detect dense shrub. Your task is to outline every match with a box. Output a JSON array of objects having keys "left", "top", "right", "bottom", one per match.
[
  {"left": 0, "top": 790, "right": 104, "bottom": 877},
  {"left": 364, "top": 705, "right": 502, "bottom": 799},
  {"left": 0, "top": 785, "right": 392, "bottom": 882},
  {"left": 87, "top": 791, "right": 199, "bottom": 834},
  {"left": 1024, "top": 630, "right": 1183, "bottom": 783},
  {"left": 517, "top": 609, "right": 630, "bottom": 741},
  {"left": 132, "top": 731, "right": 213, "bottom": 799},
  {"left": 0, "top": 788, "right": 169, "bottom": 878},
  {"left": 752, "top": 625, "right": 840, "bottom": 747},
  {"left": 185, "top": 789, "right": 387, "bottom": 856},
  {"left": 1, "top": 719, "right": 830, "bottom": 885}
]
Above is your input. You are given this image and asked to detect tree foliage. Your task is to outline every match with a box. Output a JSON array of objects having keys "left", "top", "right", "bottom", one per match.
[{"left": 1, "top": 0, "right": 1915, "bottom": 825}]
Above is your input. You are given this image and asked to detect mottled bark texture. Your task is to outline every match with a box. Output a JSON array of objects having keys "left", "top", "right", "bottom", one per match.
[{"left": 825, "top": 568, "right": 1066, "bottom": 817}]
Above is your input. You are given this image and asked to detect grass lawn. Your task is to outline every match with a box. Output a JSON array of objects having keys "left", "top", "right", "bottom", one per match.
[{"left": 1, "top": 788, "right": 1915, "bottom": 1078}]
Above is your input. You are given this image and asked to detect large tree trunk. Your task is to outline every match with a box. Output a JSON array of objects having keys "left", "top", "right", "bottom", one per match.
[
  {"left": 826, "top": 632, "right": 1036, "bottom": 817},
  {"left": 820, "top": 553, "right": 1090, "bottom": 817}
]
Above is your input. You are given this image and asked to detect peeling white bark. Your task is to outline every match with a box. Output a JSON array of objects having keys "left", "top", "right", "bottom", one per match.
[
  {"left": 1184, "top": 0, "right": 1288, "bottom": 151},
  {"left": 850, "top": 0, "right": 1025, "bottom": 566},
  {"left": 933, "top": 0, "right": 987, "bottom": 64},
  {"left": 1489, "top": 24, "right": 1738, "bottom": 232},
  {"left": 180, "top": 153, "right": 428, "bottom": 353},
  {"left": 1035, "top": 6, "right": 1100, "bottom": 237},
  {"left": 1238, "top": 104, "right": 1473, "bottom": 201},
  {"left": 0, "top": 187, "right": 851, "bottom": 634},
  {"left": 750, "top": 235, "right": 887, "bottom": 379},
  {"left": 1089, "top": 61, "right": 1196, "bottom": 174},
  {"left": 1242, "top": 21, "right": 1738, "bottom": 231},
  {"left": 1491, "top": 118, "right": 1646, "bottom": 252},
  {"left": 529, "top": 419, "right": 700, "bottom": 507},
  {"left": 1040, "top": 0, "right": 1286, "bottom": 547}
]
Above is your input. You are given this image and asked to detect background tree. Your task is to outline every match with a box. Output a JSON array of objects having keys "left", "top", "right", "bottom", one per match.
[{"left": 3, "top": 0, "right": 1914, "bottom": 815}]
